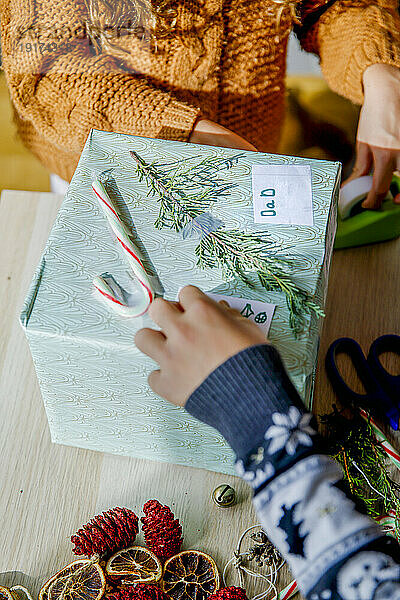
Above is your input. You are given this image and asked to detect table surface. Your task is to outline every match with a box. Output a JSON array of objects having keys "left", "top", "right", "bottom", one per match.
[{"left": 1, "top": 190, "right": 399, "bottom": 600}]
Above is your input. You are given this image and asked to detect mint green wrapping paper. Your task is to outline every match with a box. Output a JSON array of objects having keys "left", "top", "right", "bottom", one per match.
[{"left": 21, "top": 129, "right": 340, "bottom": 475}]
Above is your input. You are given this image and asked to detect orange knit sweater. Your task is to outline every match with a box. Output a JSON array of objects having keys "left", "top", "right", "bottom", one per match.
[{"left": 1, "top": 0, "right": 400, "bottom": 182}]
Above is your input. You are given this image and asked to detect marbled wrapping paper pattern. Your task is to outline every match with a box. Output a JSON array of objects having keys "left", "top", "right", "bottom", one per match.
[{"left": 21, "top": 129, "right": 340, "bottom": 475}]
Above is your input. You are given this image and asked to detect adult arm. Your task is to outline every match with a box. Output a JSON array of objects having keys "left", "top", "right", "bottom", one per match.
[
  {"left": 0, "top": 41, "right": 201, "bottom": 154},
  {"left": 296, "top": 0, "right": 400, "bottom": 105},
  {"left": 296, "top": 1, "right": 400, "bottom": 208}
]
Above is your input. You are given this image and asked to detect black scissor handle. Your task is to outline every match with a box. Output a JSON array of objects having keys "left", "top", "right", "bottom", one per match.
[
  {"left": 325, "top": 337, "right": 380, "bottom": 408},
  {"left": 326, "top": 337, "right": 400, "bottom": 430},
  {"left": 368, "top": 334, "right": 400, "bottom": 397}
]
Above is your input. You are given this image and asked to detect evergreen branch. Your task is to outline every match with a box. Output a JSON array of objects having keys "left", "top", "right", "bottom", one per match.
[
  {"left": 131, "top": 150, "right": 218, "bottom": 230},
  {"left": 196, "top": 229, "right": 323, "bottom": 334},
  {"left": 130, "top": 150, "right": 324, "bottom": 334},
  {"left": 321, "top": 407, "right": 400, "bottom": 540}
]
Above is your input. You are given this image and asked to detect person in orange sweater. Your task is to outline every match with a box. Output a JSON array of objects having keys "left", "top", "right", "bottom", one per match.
[{"left": 1, "top": 0, "right": 399, "bottom": 206}]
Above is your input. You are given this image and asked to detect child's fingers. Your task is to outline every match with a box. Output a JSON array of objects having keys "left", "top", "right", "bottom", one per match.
[
  {"left": 219, "top": 300, "right": 230, "bottom": 308},
  {"left": 179, "top": 286, "right": 245, "bottom": 320},
  {"left": 178, "top": 285, "right": 212, "bottom": 309},
  {"left": 135, "top": 328, "right": 166, "bottom": 362},
  {"left": 218, "top": 299, "right": 246, "bottom": 319},
  {"left": 148, "top": 297, "right": 181, "bottom": 332},
  {"left": 148, "top": 369, "right": 163, "bottom": 396}
]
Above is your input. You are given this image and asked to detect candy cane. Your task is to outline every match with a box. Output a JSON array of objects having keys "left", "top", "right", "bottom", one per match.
[
  {"left": 359, "top": 408, "right": 400, "bottom": 472},
  {"left": 92, "top": 178, "right": 154, "bottom": 317},
  {"left": 376, "top": 513, "right": 395, "bottom": 528},
  {"left": 277, "top": 580, "right": 298, "bottom": 600},
  {"left": 375, "top": 509, "right": 400, "bottom": 544}
]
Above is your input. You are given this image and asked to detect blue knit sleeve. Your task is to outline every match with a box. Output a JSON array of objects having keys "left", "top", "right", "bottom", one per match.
[
  {"left": 185, "top": 344, "right": 400, "bottom": 600},
  {"left": 186, "top": 343, "right": 317, "bottom": 463}
]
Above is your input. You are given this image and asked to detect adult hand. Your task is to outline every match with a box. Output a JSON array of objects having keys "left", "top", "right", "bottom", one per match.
[
  {"left": 343, "top": 64, "right": 400, "bottom": 208},
  {"left": 134, "top": 286, "right": 267, "bottom": 406},
  {"left": 189, "top": 118, "right": 257, "bottom": 151}
]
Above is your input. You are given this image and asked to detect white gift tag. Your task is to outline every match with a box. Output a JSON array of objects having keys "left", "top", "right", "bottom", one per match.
[
  {"left": 252, "top": 164, "right": 313, "bottom": 226},
  {"left": 208, "top": 293, "right": 276, "bottom": 336}
]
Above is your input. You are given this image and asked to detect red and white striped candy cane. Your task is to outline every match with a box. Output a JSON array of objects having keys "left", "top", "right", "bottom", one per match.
[
  {"left": 375, "top": 508, "right": 398, "bottom": 539},
  {"left": 92, "top": 178, "right": 154, "bottom": 317},
  {"left": 278, "top": 579, "right": 298, "bottom": 600}
]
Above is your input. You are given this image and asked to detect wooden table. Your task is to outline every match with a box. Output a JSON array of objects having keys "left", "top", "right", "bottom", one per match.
[{"left": 1, "top": 190, "right": 399, "bottom": 599}]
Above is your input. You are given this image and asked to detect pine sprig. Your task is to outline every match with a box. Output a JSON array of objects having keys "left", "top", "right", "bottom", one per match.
[
  {"left": 196, "top": 230, "right": 324, "bottom": 333},
  {"left": 131, "top": 150, "right": 239, "bottom": 230},
  {"left": 130, "top": 150, "right": 324, "bottom": 334}
]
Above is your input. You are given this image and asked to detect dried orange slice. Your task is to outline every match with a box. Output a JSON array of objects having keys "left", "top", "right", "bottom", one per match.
[
  {"left": 39, "top": 560, "right": 105, "bottom": 600},
  {"left": 106, "top": 546, "right": 162, "bottom": 584},
  {"left": 162, "top": 551, "right": 219, "bottom": 600},
  {"left": 4, "top": 586, "right": 33, "bottom": 600},
  {"left": 39, "top": 561, "right": 88, "bottom": 600},
  {"left": 0, "top": 587, "right": 14, "bottom": 600}
]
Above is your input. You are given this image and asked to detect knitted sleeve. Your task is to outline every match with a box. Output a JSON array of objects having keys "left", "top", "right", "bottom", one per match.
[
  {"left": 0, "top": 7, "right": 201, "bottom": 156},
  {"left": 296, "top": 0, "right": 400, "bottom": 104},
  {"left": 186, "top": 344, "right": 400, "bottom": 599}
]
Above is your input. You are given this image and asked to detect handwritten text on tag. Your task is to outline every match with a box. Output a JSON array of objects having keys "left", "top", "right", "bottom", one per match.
[{"left": 252, "top": 164, "right": 313, "bottom": 226}]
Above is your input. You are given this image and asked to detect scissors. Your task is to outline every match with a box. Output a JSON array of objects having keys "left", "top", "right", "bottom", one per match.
[{"left": 325, "top": 335, "right": 400, "bottom": 430}]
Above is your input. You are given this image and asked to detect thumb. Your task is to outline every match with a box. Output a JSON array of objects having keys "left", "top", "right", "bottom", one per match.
[{"left": 342, "top": 142, "right": 372, "bottom": 187}]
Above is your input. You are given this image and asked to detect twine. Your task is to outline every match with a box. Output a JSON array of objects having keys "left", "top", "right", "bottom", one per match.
[{"left": 222, "top": 525, "right": 293, "bottom": 600}]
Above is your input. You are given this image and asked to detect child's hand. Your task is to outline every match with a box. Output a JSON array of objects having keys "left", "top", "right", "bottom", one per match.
[
  {"left": 189, "top": 118, "right": 257, "bottom": 151},
  {"left": 134, "top": 286, "right": 267, "bottom": 406}
]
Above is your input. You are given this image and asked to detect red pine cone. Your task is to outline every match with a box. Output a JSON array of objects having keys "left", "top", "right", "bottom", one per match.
[
  {"left": 208, "top": 588, "right": 249, "bottom": 600},
  {"left": 107, "top": 585, "right": 169, "bottom": 600},
  {"left": 71, "top": 507, "right": 139, "bottom": 557},
  {"left": 141, "top": 500, "right": 183, "bottom": 561}
]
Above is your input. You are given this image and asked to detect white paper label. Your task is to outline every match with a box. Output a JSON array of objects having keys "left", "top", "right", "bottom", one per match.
[
  {"left": 207, "top": 293, "right": 276, "bottom": 336},
  {"left": 252, "top": 164, "right": 314, "bottom": 226}
]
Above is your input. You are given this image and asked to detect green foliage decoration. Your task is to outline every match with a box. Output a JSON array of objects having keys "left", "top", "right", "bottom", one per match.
[{"left": 130, "top": 150, "right": 324, "bottom": 334}]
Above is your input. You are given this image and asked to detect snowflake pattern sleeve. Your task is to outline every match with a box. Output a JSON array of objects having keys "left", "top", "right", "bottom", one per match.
[
  {"left": 235, "top": 405, "right": 318, "bottom": 493},
  {"left": 185, "top": 344, "right": 400, "bottom": 600}
]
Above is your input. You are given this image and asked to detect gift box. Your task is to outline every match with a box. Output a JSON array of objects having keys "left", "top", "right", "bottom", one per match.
[{"left": 21, "top": 129, "right": 340, "bottom": 475}]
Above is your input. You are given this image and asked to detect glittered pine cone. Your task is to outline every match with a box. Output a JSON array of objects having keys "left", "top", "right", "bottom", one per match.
[
  {"left": 208, "top": 588, "right": 249, "bottom": 600},
  {"left": 71, "top": 507, "right": 139, "bottom": 557},
  {"left": 106, "top": 587, "right": 137, "bottom": 600},
  {"left": 141, "top": 500, "right": 183, "bottom": 561},
  {"left": 107, "top": 585, "right": 170, "bottom": 600}
]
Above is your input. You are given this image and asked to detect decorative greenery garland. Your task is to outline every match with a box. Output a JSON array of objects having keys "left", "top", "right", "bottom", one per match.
[
  {"left": 320, "top": 406, "right": 400, "bottom": 540},
  {"left": 130, "top": 150, "right": 324, "bottom": 334}
]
